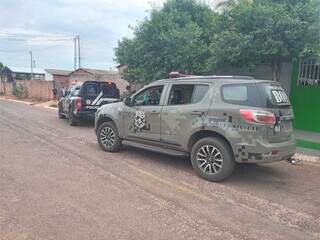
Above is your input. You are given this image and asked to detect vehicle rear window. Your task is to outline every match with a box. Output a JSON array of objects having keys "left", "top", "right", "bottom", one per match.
[
  {"left": 86, "top": 84, "right": 98, "bottom": 96},
  {"left": 257, "top": 83, "right": 290, "bottom": 108},
  {"left": 101, "top": 83, "right": 119, "bottom": 98},
  {"left": 221, "top": 83, "right": 290, "bottom": 108}
]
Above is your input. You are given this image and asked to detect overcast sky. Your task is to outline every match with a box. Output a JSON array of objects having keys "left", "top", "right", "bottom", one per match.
[{"left": 0, "top": 0, "right": 218, "bottom": 71}]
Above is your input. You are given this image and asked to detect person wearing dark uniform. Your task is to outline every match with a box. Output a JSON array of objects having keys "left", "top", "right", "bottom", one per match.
[{"left": 121, "top": 85, "right": 132, "bottom": 101}]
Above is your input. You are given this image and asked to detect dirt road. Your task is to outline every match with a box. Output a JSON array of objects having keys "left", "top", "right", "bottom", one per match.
[{"left": 0, "top": 99, "right": 319, "bottom": 240}]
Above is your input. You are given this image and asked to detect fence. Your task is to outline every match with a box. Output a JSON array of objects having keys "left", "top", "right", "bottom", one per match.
[
  {"left": 0, "top": 80, "right": 54, "bottom": 101},
  {"left": 290, "top": 59, "right": 320, "bottom": 133}
]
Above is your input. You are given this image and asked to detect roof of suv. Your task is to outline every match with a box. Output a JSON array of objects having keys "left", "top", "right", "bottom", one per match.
[{"left": 150, "top": 75, "right": 274, "bottom": 85}]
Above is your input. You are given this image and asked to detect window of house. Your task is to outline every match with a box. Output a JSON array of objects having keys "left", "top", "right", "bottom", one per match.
[
  {"left": 133, "top": 85, "right": 163, "bottom": 106},
  {"left": 168, "top": 84, "right": 209, "bottom": 105},
  {"left": 298, "top": 59, "right": 320, "bottom": 86}
]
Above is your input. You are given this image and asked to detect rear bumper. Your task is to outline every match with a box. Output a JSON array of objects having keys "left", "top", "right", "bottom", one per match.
[
  {"left": 74, "top": 110, "right": 96, "bottom": 119},
  {"left": 235, "top": 137, "right": 296, "bottom": 163}
]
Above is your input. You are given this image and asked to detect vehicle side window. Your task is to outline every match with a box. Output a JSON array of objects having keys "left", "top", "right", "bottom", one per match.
[
  {"left": 221, "top": 83, "right": 262, "bottom": 107},
  {"left": 191, "top": 85, "right": 209, "bottom": 103},
  {"left": 168, "top": 84, "right": 209, "bottom": 105},
  {"left": 86, "top": 84, "right": 98, "bottom": 96},
  {"left": 222, "top": 85, "right": 248, "bottom": 101},
  {"left": 133, "top": 86, "right": 163, "bottom": 106}
]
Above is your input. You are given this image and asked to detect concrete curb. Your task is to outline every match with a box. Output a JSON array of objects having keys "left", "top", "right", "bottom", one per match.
[
  {"left": 0, "top": 97, "right": 57, "bottom": 110},
  {"left": 295, "top": 149, "right": 320, "bottom": 163},
  {"left": 0, "top": 96, "right": 34, "bottom": 105}
]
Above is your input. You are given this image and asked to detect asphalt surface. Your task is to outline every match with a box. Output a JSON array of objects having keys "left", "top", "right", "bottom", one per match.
[{"left": 0, "top": 99, "right": 319, "bottom": 240}]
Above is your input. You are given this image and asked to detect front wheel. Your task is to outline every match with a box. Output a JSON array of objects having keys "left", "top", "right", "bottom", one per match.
[
  {"left": 191, "top": 137, "right": 235, "bottom": 182},
  {"left": 97, "top": 121, "right": 122, "bottom": 152}
]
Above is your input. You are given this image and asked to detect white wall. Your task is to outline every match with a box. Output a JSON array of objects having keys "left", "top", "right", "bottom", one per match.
[{"left": 45, "top": 71, "right": 53, "bottom": 81}]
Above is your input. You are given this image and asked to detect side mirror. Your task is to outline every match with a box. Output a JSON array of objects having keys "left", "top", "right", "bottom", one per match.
[{"left": 124, "top": 97, "right": 132, "bottom": 106}]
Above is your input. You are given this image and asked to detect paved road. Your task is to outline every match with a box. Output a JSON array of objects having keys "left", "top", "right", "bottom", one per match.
[{"left": 0, "top": 99, "right": 319, "bottom": 240}]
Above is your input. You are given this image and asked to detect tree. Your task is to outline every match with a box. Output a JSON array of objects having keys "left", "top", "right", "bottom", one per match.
[
  {"left": 115, "top": 0, "right": 319, "bottom": 83},
  {"left": 115, "top": 0, "right": 218, "bottom": 83},
  {"left": 210, "top": 0, "right": 320, "bottom": 81}
]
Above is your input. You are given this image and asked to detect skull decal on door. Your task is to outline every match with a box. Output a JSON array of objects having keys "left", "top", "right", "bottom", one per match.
[{"left": 134, "top": 110, "right": 146, "bottom": 129}]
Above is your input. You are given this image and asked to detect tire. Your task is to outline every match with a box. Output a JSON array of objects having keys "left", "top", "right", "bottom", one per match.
[
  {"left": 191, "top": 137, "right": 235, "bottom": 182},
  {"left": 58, "top": 105, "right": 66, "bottom": 119},
  {"left": 68, "top": 109, "right": 78, "bottom": 126},
  {"left": 97, "top": 121, "right": 122, "bottom": 152}
]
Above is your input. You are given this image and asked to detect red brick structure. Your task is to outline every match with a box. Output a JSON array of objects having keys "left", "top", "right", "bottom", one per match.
[
  {"left": 1, "top": 80, "right": 54, "bottom": 101},
  {"left": 45, "top": 69, "right": 72, "bottom": 89}
]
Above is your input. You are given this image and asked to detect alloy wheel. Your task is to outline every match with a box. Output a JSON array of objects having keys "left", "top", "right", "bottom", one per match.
[
  {"left": 100, "top": 126, "right": 116, "bottom": 148},
  {"left": 196, "top": 145, "right": 223, "bottom": 175}
]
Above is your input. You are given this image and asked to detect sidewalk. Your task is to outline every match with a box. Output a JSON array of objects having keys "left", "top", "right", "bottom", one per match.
[
  {"left": 295, "top": 129, "right": 320, "bottom": 144},
  {"left": 295, "top": 130, "right": 320, "bottom": 153},
  {"left": 0, "top": 96, "right": 57, "bottom": 110}
]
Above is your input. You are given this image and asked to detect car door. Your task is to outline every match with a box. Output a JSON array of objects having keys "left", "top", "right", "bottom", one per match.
[
  {"left": 123, "top": 84, "right": 166, "bottom": 142},
  {"left": 160, "top": 82, "right": 212, "bottom": 147}
]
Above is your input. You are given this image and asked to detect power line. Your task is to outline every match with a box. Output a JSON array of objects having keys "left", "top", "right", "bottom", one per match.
[
  {"left": 0, "top": 34, "right": 74, "bottom": 41},
  {"left": 0, "top": 43, "right": 72, "bottom": 53}
]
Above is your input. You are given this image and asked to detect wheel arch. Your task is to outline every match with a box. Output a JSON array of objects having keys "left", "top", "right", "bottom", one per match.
[
  {"left": 96, "top": 115, "right": 116, "bottom": 130},
  {"left": 187, "top": 130, "right": 234, "bottom": 155}
]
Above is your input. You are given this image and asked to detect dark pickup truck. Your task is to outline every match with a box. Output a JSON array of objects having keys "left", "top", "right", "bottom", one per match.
[{"left": 58, "top": 81, "right": 120, "bottom": 125}]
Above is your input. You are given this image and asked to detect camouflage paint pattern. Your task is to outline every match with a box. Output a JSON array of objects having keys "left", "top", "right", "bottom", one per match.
[{"left": 95, "top": 77, "right": 295, "bottom": 163}]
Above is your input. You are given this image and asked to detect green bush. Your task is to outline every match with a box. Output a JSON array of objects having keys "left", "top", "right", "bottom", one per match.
[{"left": 12, "top": 84, "right": 26, "bottom": 98}]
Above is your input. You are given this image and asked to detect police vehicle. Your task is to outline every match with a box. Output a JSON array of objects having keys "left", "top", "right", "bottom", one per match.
[
  {"left": 95, "top": 75, "right": 295, "bottom": 182},
  {"left": 59, "top": 81, "right": 120, "bottom": 126}
]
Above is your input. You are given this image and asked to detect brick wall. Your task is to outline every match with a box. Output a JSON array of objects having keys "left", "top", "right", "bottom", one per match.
[
  {"left": 0, "top": 80, "right": 54, "bottom": 101},
  {"left": 53, "top": 75, "right": 70, "bottom": 88}
]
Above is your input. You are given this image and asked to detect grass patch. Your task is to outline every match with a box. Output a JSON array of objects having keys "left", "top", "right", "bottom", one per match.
[{"left": 296, "top": 139, "right": 320, "bottom": 151}]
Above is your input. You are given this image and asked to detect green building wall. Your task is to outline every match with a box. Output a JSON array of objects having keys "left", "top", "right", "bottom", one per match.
[{"left": 290, "top": 59, "right": 320, "bottom": 133}]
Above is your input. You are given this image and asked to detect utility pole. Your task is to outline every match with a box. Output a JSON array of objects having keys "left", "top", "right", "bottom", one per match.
[
  {"left": 74, "top": 37, "right": 77, "bottom": 70},
  {"left": 33, "top": 60, "right": 35, "bottom": 68},
  {"left": 29, "top": 51, "right": 33, "bottom": 80},
  {"left": 77, "top": 35, "right": 81, "bottom": 68}
]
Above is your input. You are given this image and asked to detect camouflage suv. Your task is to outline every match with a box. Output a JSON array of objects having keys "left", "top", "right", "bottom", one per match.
[{"left": 95, "top": 76, "right": 295, "bottom": 181}]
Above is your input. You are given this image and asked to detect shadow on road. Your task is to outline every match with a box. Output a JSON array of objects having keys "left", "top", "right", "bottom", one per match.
[
  {"left": 120, "top": 146, "right": 287, "bottom": 185},
  {"left": 59, "top": 118, "right": 95, "bottom": 128}
]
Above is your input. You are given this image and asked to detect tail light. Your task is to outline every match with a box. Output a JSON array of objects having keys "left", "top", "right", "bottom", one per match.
[
  {"left": 240, "top": 109, "right": 276, "bottom": 125},
  {"left": 76, "top": 97, "right": 82, "bottom": 111}
]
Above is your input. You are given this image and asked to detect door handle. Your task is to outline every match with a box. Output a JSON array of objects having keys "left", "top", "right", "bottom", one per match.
[
  {"left": 191, "top": 111, "right": 204, "bottom": 116},
  {"left": 151, "top": 110, "right": 158, "bottom": 114}
]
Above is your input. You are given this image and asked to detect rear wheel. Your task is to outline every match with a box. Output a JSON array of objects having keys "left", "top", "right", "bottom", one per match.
[
  {"left": 68, "top": 109, "right": 78, "bottom": 126},
  {"left": 97, "top": 121, "right": 122, "bottom": 152},
  {"left": 58, "top": 105, "right": 66, "bottom": 119},
  {"left": 191, "top": 137, "right": 235, "bottom": 182}
]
